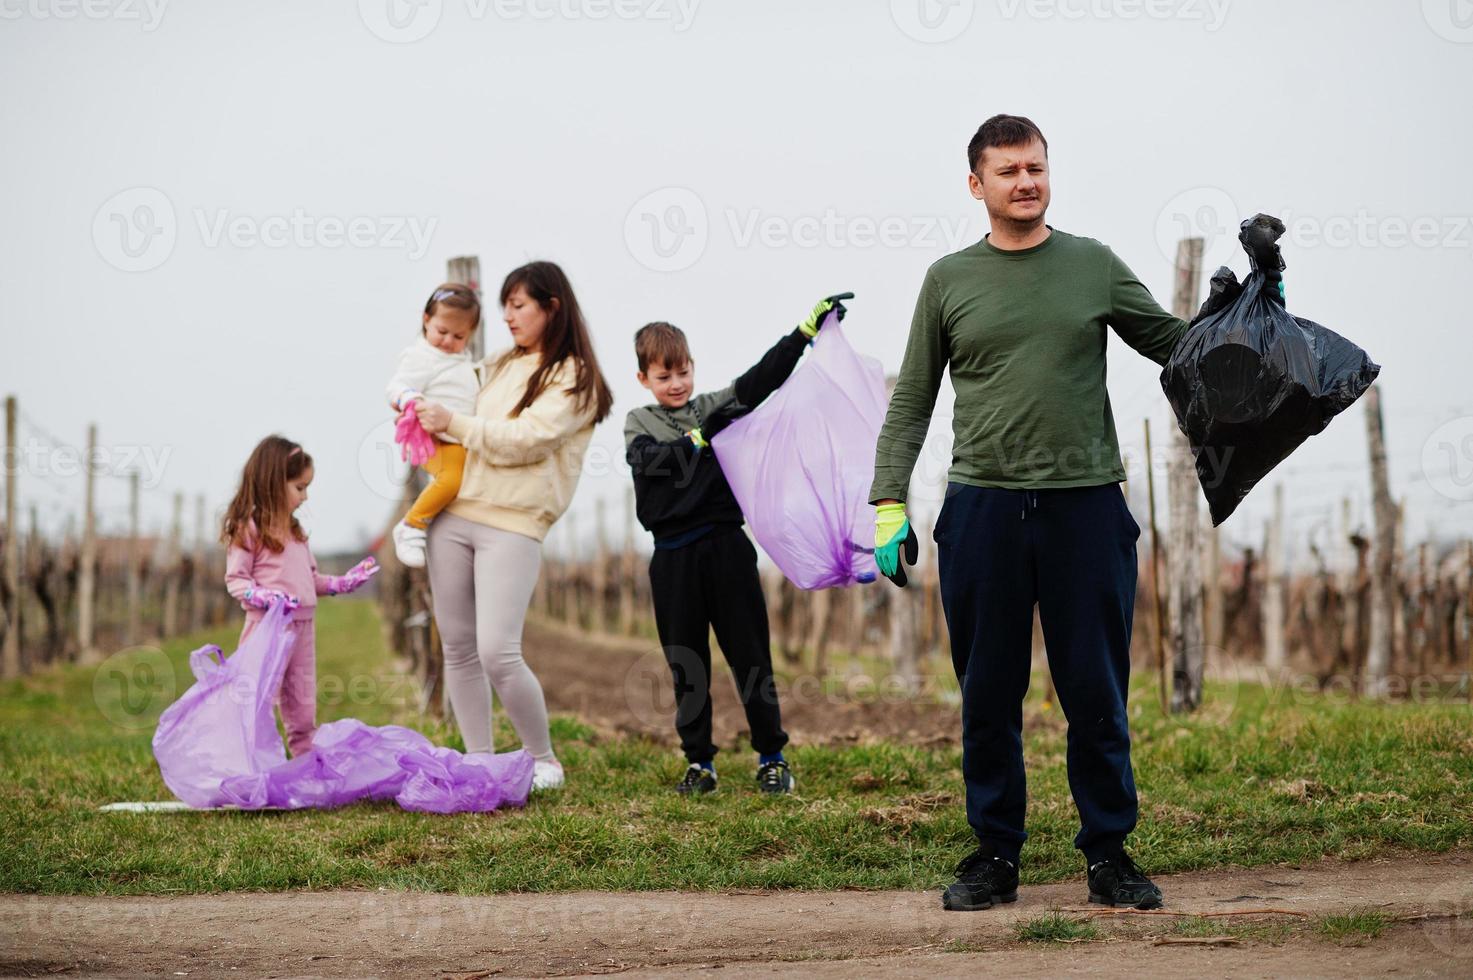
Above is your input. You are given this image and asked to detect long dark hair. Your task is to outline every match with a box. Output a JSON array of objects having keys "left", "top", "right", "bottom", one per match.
[
  {"left": 221, "top": 435, "right": 311, "bottom": 552},
  {"left": 495, "top": 261, "right": 613, "bottom": 425}
]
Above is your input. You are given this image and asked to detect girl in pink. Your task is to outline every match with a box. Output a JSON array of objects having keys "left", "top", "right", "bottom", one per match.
[{"left": 222, "top": 435, "right": 379, "bottom": 757}]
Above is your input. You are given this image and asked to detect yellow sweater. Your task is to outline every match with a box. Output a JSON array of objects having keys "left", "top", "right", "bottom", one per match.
[{"left": 445, "top": 349, "right": 597, "bottom": 542}]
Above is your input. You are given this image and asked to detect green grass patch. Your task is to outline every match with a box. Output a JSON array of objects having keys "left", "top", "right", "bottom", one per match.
[
  {"left": 1166, "top": 915, "right": 1294, "bottom": 945},
  {"left": 1315, "top": 908, "right": 1392, "bottom": 945},
  {"left": 1014, "top": 913, "right": 1101, "bottom": 943},
  {"left": 2, "top": 600, "right": 1471, "bottom": 895}
]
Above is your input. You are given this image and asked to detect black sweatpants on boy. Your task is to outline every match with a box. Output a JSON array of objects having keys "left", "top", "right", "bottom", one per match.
[
  {"left": 648, "top": 525, "right": 788, "bottom": 764},
  {"left": 937, "top": 482, "right": 1140, "bottom": 865}
]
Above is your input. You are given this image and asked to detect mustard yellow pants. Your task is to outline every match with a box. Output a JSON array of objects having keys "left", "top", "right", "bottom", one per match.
[{"left": 404, "top": 442, "right": 467, "bottom": 529}]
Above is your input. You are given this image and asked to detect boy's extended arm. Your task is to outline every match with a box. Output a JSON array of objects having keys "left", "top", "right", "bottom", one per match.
[
  {"left": 717, "top": 293, "right": 851, "bottom": 418},
  {"left": 726, "top": 328, "right": 810, "bottom": 414}
]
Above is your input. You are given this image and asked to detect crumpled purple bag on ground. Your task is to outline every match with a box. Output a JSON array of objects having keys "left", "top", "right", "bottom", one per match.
[
  {"left": 153, "top": 601, "right": 533, "bottom": 812},
  {"left": 712, "top": 314, "right": 886, "bottom": 589},
  {"left": 153, "top": 600, "right": 294, "bottom": 808}
]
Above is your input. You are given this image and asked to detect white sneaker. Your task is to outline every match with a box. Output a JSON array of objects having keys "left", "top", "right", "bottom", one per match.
[
  {"left": 392, "top": 520, "right": 427, "bottom": 569},
  {"left": 532, "top": 758, "right": 565, "bottom": 791}
]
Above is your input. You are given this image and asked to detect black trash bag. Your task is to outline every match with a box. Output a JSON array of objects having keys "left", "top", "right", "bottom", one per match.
[{"left": 1160, "top": 214, "right": 1381, "bottom": 526}]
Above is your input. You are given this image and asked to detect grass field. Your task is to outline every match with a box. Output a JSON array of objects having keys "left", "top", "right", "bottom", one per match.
[{"left": 3, "top": 600, "right": 1471, "bottom": 896}]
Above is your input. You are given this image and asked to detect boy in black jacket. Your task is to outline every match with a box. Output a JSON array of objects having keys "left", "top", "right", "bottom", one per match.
[{"left": 624, "top": 293, "right": 851, "bottom": 795}]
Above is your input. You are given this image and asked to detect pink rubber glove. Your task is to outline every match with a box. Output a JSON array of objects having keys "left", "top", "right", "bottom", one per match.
[
  {"left": 394, "top": 399, "right": 439, "bottom": 467},
  {"left": 322, "top": 557, "right": 380, "bottom": 596},
  {"left": 242, "top": 588, "right": 300, "bottom": 611}
]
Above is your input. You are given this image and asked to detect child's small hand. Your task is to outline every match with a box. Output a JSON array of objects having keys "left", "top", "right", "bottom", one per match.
[
  {"left": 243, "top": 588, "right": 301, "bottom": 611},
  {"left": 333, "top": 557, "right": 380, "bottom": 595},
  {"left": 416, "top": 401, "right": 453, "bottom": 434},
  {"left": 798, "top": 292, "right": 855, "bottom": 338}
]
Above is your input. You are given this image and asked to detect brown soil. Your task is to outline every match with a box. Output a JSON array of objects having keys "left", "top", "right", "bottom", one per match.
[
  {"left": 527, "top": 618, "right": 967, "bottom": 749},
  {"left": 6, "top": 850, "right": 1471, "bottom": 978}
]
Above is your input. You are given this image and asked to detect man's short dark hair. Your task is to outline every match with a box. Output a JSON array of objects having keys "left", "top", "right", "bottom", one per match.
[{"left": 967, "top": 114, "right": 1049, "bottom": 173}]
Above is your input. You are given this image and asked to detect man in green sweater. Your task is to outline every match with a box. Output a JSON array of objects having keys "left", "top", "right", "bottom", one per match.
[{"left": 870, "top": 115, "right": 1187, "bottom": 911}]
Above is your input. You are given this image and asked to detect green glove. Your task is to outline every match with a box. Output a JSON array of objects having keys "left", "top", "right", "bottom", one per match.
[
  {"left": 874, "top": 502, "right": 918, "bottom": 588},
  {"left": 798, "top": 291, "right": 855, "bottom": 338},
  {"left": 687, "top": 427, "right": 708, "bottom": 451}
]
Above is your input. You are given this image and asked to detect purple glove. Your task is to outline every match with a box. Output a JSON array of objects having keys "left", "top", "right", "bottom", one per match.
[
  {"left": 322, "top": 556, "right": 380, "bottom": 596},
  {"left": 242, "top": 588, "right": 300, "bottom": 611},
  {"left": 394, "top": 400, "right": 439, "bottom": 467}
]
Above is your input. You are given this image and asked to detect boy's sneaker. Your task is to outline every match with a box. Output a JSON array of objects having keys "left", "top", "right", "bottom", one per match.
[
  {"left": 675, "top": 764, "right": 717, "bottom": 796},
  {"left": 941, "top": 843, "right": 1019, "bottom": 911},
  {"left": 1087, "top": 850, "right": 1163, "bottom": 909},
  {"left": 755, "top": 759, "right": 795, "bottom": 795},
  {"left": 531, "top": 759, "right": 565, "bottom": 792},
  {"left": 393, "top": 520, "right": 427, "bottom": 569}
]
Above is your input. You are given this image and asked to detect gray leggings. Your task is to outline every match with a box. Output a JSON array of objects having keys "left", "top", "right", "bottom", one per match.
[{"left": 426, "top": 512, "right": 553, "bottom": 760}]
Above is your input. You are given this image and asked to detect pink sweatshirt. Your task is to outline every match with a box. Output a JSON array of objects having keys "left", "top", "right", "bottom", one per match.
[{"left": 224, "top": 523, "right": 347, "bottom": 621}]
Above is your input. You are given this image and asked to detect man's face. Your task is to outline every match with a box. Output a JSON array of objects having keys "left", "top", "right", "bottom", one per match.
[
  {"left": 638, "top": 358, "right": 695, "bottom": 409},
  {"left": 968, "top": 138, "right": 1050, "bottom": 227}
]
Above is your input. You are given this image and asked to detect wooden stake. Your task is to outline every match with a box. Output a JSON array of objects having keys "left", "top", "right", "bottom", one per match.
[
  {"left": 564, "top": 512, "right": 580, "bottom": 628},
  {"left": 190, "top": 494, "right": 205, "bottom": 633},
  {"left": 1263, "top": 484, "right": 1286, "bottom": 672},
  {"left": 446, "top": 256, "right": 484, "bottom": 362},
  {"left": 592, "top": 498, "right": 608, "bottom": 635},
  {"left": 125, "top": 470, "right": 140, "bottom": 647},
  {"left": 1203, "top": 512, "right": 1224, "bottom": 654},
  {"left": 1363, "top": 385, "right": 1394, "bottom": 697},
  {"left": 162, "top": 491, "right": 182, "bottom": 637},
  {"left": 1144, "top": 418, "right": 1168, "bottom": 713},
  {"left": 3, "top": 396, "right": 19, "bottom": 678},
  {"left": 78, "top": 425, "right": 98, "bottom": 660},
  {"left": 620, "top": 486, "right": 636, "bottom": 636},
  {"left": 1166, "top": 237, "right": 1205, "bottom": 711}
]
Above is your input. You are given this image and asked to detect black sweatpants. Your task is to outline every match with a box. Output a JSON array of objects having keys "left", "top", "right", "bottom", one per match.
[
  {"left": 936, "top": 482, "right": 1141, "bottom": 864},
  {"left": 648, "top": 525, "right": 789, "bottom": 763}
]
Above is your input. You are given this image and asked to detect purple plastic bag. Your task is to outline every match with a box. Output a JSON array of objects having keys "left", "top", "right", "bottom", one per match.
[
  {"left": 712, "top": 314, "right": 886, "bottom": 589},
  {"left": 153, "top": 600, "right": 294, "bottom": 808},
  {"left": 153, "top": 603, "right": 533, "bottom": 812}
]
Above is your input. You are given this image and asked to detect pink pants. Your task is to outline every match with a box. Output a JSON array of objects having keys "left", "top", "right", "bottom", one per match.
[{"left": 240, "top": 611, "right": 317, "bottom": 757}]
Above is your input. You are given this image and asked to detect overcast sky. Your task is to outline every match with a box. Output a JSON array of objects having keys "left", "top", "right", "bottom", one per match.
[{"left": 4, "top": 0, "right": 1471, "bottom": 569}]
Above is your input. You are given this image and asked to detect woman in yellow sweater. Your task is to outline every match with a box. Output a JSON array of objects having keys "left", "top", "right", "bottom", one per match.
[{"left": 415, "top": 261, "right": 613, "bottom": 791}]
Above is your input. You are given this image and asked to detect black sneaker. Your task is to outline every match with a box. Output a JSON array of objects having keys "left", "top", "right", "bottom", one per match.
[
  {"left": 675, "top": 764, "right": 718, "bottom": 796},
  {"left": 755, "top": 760, "right": 795, "bottom": 795},
  {"left": 1087, "top": 851, "right": 1163, "bottom": 909},
  {"left": 941, "top": 844, "right": 1019, "bottom": 911}
]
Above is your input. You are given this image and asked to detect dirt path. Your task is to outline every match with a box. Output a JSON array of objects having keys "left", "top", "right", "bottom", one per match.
[
  {"left": 6, "top": 851, "right": 1471, "bottom": 978},
  {"left": 527, "top": 618, "right": 968, "bottom": 748}
]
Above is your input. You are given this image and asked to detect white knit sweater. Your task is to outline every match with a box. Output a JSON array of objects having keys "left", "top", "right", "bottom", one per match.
[{"left": 386, "top": 337, "right": 481, "bottom": 445}]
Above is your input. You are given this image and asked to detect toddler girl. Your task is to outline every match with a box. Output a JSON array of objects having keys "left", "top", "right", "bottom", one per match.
[{"left": 388, "top": 282, "right": 482, "bottom": 567}]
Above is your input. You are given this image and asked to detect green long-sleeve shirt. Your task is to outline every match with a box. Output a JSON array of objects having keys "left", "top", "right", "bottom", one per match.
[{"left": 869, "top": 228, "right": 1188, "bottom": 503}]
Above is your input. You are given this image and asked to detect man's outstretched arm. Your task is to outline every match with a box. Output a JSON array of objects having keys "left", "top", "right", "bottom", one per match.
[{"left": 1105, "top": 248, "right": 1190, "bottom": 366}]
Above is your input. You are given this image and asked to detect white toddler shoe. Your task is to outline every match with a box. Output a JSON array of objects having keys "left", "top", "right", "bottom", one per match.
[
  {"left": 393, "top": 520, "right": 427, "bottom": 569},
  {"left": 532, "top": 758, "right": 565, "bottom": 791}
]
